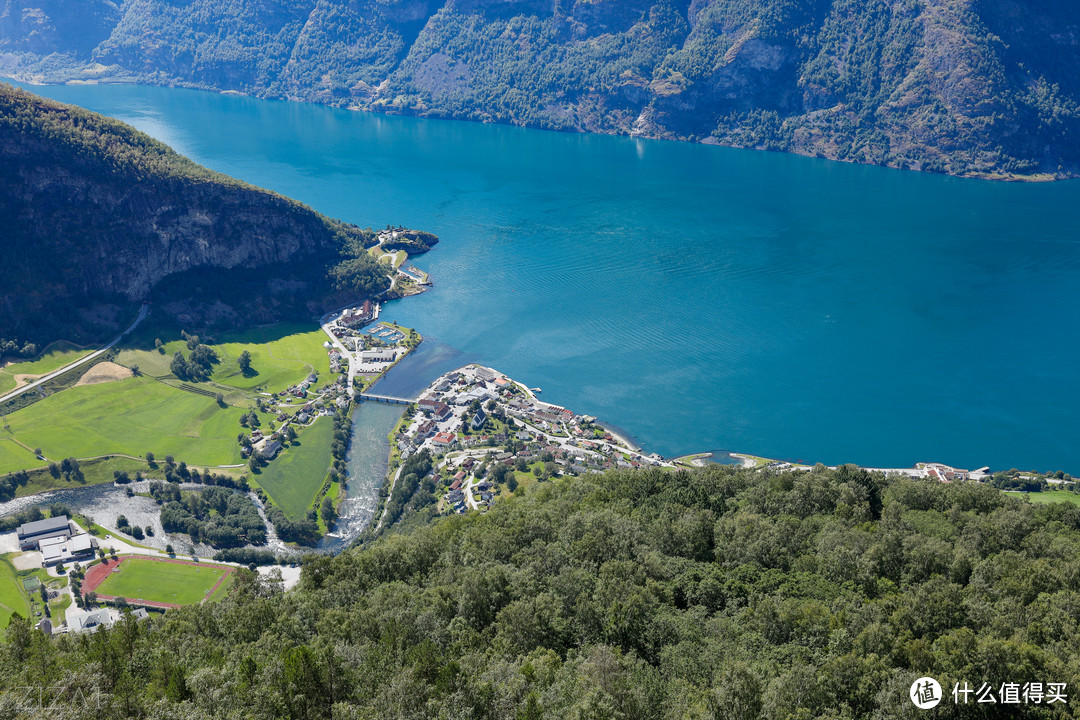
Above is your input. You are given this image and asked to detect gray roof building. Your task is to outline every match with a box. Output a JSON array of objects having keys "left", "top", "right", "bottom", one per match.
[{"left": 17, "top": 515, "right": 73, "bottom": 551}]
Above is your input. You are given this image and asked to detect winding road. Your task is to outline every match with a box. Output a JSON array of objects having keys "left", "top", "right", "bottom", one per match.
[{"left": 0, "top": 303, "right": 150, "bottom": 407}]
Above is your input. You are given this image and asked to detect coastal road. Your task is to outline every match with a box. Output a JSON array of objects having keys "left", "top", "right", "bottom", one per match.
[
  {"left": 0, "top": 303, "right": 150, "bottom": 407},
  {"left": 517, "top": 417, "right": 661, "bottom": 468}
]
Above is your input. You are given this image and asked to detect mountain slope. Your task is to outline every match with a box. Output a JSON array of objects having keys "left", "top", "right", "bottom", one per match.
[
  {"left": 2, "top": 465, "right": 1079, "bottom": 717},
  {"left": 0, "top": 82, "right": 388, "bottom": 341},
  {"left": 1, "top": 0, "right": 1078, "bottom": 178}
]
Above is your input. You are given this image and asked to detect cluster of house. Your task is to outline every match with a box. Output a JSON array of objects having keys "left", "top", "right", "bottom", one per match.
[
  {"left": 918, "top": 462, "right": 979, "bottom": 482},
  {"left": 242, "top": 380, "right": 350, "bottom": 460},
  {"left": 16, "top": 515, "right": 97, "bottom": 568},
  {"left": 391, "top": 365, "right": 671, "bottom": 514},
  {"left": 326, "top": 300, "right": 409, "bottom": 374},
  {"left": 279, "top": 372, "right": 320, "bottom": 401}
]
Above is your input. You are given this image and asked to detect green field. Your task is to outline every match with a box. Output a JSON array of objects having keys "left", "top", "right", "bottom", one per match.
[
  {"left": 254, "top": 416, "right": 334, "bottom": 520},
  {"left": 0, "top": 341, "right": 93, "bottom": 393},
  {"left": 0, "top": 556, "right": 31, "bottom": 629},
  {"left": 115, "top": 322, "right": 330, "bottom": 394},
  {"left": 14, "top": 456, "right": 151, "bottom": 497},
  {"left": 94, "top": 557, "right": 231, "bottom": 605},
  {"left": 1004, "top": 490, "right": 1080, "bottom": 506},
  {"left": 0, "top": 438, "right": 42, "bottom": 474},
  {"left": 0, "top": 376, "right": 245, "bottom": 468}
]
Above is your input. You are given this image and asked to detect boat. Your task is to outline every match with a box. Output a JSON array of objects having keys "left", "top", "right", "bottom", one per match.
[{"left": 531, "top": 387, "right": 542, "bottom": 393}]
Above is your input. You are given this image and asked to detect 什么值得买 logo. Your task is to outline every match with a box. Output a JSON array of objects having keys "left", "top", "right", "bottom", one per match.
[{"left": 910, "top": 678, "right": 1067, "bottom": 709}]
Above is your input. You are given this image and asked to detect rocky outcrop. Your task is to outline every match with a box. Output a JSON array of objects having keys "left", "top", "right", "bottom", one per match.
[{"left": 0, "top": 82, "right": 376, "bottom": 337}]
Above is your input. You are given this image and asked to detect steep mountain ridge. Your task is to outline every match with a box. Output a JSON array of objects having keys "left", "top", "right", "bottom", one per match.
[
  {"left": 0, "top": 0, "right": 1078, "bottom": 178},
  {"left": 0, "top": 82, "right": 387, "bottom": 340}
]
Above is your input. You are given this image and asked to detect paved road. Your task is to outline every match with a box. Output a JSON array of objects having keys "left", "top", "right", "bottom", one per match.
[
  {"left": 320, "top": 316, "right": 357, "bottom": 387},
  {"left": 0, "top": 303, "right": 150, "bottom": 406}
]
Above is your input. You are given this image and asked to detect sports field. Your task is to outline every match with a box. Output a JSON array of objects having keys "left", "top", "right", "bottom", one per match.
[
  {"left": 0, "top": 376, "right": 245, "bottom": 467},
  {"left": 254, "top": 416, "right": 334, "bottom": 519},
  {"left": 86, "top": 556, "right": 233, "bottom": 607},
  {"left": 0, "top": 556, "right": 31, "bottom": 629}
]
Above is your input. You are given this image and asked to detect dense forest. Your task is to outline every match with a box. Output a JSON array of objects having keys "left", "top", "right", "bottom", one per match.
[
  {"left": 0, "top": 82, "right": 390, "bottom": 342},
  {"left": 154, "top": 484, "right": 268, "bottom": 548},
  {"left": 1, "top": 0, "right": 1078, "bottom": 178},
  {"left": 3, "top": 464, "right": 1079, "bottom": 718}
]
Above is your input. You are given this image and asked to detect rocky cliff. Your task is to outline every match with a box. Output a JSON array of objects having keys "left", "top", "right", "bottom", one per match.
[
  {"left": 0, "top": 82, "right": 385, "bottom": 340},
  {"left": 1, "top": 0, "right": 1078, "bottom": 178}
]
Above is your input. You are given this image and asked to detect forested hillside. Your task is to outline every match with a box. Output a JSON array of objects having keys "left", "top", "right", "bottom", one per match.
[
  {"left": 0, "top": 83, "right": 389, "bottom": 342},
  {"left": 1, "top": 0, "right": 1078, "bottom": 178},
  {"left": 3, "top": 464, "right": 1079, "bottom": 718}
]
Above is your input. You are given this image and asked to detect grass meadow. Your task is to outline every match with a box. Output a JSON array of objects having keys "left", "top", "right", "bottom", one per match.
[
  {"left": 0, "top": 341, "right": 93, "bottom": 394},
  {"left": 115, "top": 322, "right": 330, "bottom": 394},
  {"left": 253, "top": 416, "right": 334, "bottom": 520},
  {"left": 1004, "top": 489, "right": 1080, "bottom": 506},
  {"left": 0, "top": 556, "right": 30, "bottom": 629},
  {"left": 0, "top": 376, "right": 245, "bottom": 467}
]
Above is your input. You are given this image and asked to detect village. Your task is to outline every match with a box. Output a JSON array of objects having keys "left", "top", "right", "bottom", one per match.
[
  {"left": 235, "top": 301, "right": 418, "bottom": 464},
  {"left": 390, "top": 365, "right": 673, "bottom": 514}
]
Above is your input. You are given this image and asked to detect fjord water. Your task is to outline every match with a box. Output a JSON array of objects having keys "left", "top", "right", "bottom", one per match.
[{"left": 19, "top": 82, "right": 1080, "bottom": 471}]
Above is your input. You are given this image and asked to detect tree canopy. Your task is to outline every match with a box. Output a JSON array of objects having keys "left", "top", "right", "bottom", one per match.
[{"left": 2, "top": 464, "right": 1078, "bottom": 718}]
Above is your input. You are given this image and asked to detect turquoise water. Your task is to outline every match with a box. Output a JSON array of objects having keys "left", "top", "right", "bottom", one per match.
[
  {"left": 14, "top": 81, "right": 1080, "bottom": 471},
  {"left": 318, "top": 401, "right": 403, "bottom": 551}
]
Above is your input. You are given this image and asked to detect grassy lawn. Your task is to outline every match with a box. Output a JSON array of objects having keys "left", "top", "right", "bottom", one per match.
[
  {"left": 94, "top": 557, "right": 230, "bottom": 605},
  {"left": 210, "top": 324, "right": 331, "bottom": 392},
  {"left": 0, "top": 376, "right": 245, "bottom": 469},
  {"left": 0, "top": 341, "right": 93, "bottom": 393},
  {"left": 115, "top": 323, "right": 330, "bottom": 395},
  {"left": 253, "top": 417, "right": 334, "bottom": 520},
  {"left": 0, "top": 556, "right": 31, "bottom": 629},
  {"left": 13, "top": 456, "right": 149, "bottom": 497},
  {"left": 0, "top": 437, "right": 43, "bottom": 474},
  {"left": 1004, "top": 490, "right": 1080, "bottom": 506}
]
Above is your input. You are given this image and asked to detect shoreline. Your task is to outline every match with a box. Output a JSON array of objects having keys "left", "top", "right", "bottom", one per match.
[{"left": 3, "top": 74, "right": 1071, "bottom": 183}]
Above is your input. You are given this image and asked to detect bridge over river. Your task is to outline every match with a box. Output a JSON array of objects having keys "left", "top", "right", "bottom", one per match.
[{"left": 357, "top": 393, "right": 416, "bottom": 405}]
